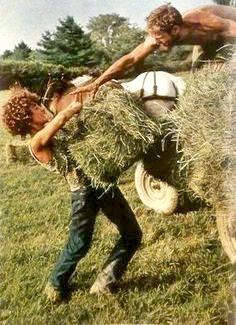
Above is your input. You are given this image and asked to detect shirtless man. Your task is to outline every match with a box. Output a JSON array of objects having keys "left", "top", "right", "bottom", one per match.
[{"left": 72, "top": 4, "right": 236, "bottom": 98}]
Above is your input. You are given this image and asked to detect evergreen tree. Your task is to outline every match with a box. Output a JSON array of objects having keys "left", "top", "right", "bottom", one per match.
[
  {"left": 1, "top": 50, "right": 13, "bottom": 60},
  {"left": 37, "top": 16, "right": 99, "bottom": 67},
  {"left": 11, "top": 41, "right": 32, "bottom": 60}
]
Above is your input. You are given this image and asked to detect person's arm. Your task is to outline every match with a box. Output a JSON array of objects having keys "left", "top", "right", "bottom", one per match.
[
  {"left": 72, "top": 37, "right": 157, "bottom": 97},
  {"left": 31, "top": 101, "right": 82, "bottom": 153}
]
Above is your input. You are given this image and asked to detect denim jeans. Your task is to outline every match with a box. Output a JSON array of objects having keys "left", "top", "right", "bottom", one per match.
[{"left": 49, "top": 185, "right": 142, "bottom": 291}]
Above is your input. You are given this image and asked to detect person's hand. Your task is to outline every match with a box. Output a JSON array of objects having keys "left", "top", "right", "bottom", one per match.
[{"left": 70, "top": 81, "right": 99, "bottom": 104}]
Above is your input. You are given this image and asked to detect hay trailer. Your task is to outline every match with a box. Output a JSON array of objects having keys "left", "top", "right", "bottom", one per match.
[
  {"left": 123, "top": 70, "right": 236, "bottom": 265},
  {"left": 121, "top": 71, "right": 185, "bottom": 215}
]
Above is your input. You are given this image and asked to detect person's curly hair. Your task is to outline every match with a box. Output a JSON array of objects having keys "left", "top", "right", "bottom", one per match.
[
  {"left": 2, "top": 87, "right": 40, "bottom": 136},
  {"left": 146, "top": 4, "right": 183, "bottom": 33}
]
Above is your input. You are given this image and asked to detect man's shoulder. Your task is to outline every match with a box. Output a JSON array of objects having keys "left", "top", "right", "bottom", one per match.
[{"left": 183, "top": 5, "right": 236, "bottom": 20}]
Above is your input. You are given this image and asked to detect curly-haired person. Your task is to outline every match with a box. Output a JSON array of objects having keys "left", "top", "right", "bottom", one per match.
[
  {"left": 2, "top": 87, "right": 142, "bottom": 303},
  {"left": 72, "top": 3, "right": 236, "bottom": 98},
  {"left": 3, "top": 88, "right": 39, "bottom": 135}
]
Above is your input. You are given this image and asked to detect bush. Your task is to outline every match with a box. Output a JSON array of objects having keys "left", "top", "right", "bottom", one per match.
[{"left": 0, "top": 60, "right": 98, "bottom": 94}]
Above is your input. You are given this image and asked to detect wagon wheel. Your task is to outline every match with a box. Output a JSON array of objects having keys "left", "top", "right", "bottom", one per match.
[
  {"left": 134, "top": 162, "right": 178, "bottom": 215},
  {"left": 216, "top": 207, "right": 236, "bottom": 264}
]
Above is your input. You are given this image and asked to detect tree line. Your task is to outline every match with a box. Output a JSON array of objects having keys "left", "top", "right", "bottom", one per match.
[{"left": 1, "top": 14, "right": 145, "bottom": 69}]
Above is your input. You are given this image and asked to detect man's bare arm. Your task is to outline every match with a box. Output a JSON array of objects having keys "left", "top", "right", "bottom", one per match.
[
  {"left": 31, "top": 102, "right": 82, "bottom": 151},
  {"left": 72, "top": 37, "right": 157, "bottom": 96},
  {"left": 95, "top": 37, "right": 157, "bottom": 86}
]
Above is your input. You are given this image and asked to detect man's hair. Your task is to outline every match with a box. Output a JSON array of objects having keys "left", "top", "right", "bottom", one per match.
[
  {"left": 2, "top": 87, "right": 39, "bottom": 136},
  {"left": 146, "top": 4, "right": 183, "bottom": 33}
]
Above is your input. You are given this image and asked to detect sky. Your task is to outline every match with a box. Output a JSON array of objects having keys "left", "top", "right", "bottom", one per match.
[{"left": 0, "top": 0, "right": 213, "bottom": 55}]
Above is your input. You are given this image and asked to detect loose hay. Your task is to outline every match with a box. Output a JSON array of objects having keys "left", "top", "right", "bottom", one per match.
[{"left": 67, "top": 83, "right": 161, "bottom": 188}]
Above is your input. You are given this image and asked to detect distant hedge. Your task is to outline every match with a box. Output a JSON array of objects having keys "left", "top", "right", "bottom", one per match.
[{"left": 0, "top": 60, "right": 98, "bottom": 94}]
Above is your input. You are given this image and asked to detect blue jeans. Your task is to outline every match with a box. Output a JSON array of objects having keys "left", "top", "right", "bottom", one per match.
[{"left": 49, "top": 186, "right": 142, "bottom": 291}]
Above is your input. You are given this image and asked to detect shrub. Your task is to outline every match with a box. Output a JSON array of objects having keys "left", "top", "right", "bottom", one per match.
[{"left": 0, "top": 60, "right": 95, "bottom": 94}]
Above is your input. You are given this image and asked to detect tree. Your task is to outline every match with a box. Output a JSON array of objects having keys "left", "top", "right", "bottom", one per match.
[
  {"left": 5, "top": 41, "right": 32, "bottom": 61},
  {"left": 87, "top": 14, "right": 145, "bottom": 68},
  {"left": 108, "top": 23, "right": 145, "bottom": 60},
  {"left": 87, "top": 14, "right": 127, "bottom": 49},
  {"left": 37, "top": 16, "right": 100, "bottom": 67},
  {"left": 1, "top": 50, "right": 13, "bottom": 60},
  {"left": 106, "top": 23, "right": 145, "bottom": 73}
]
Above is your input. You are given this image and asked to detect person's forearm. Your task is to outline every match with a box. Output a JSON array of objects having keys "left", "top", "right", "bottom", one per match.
[
  {"left": 61, "top": 102, "right": 81, "bottom": 122},
  {"left": 72, "top": 41, "right": 155, "bottom": 94},
  {"left": 54, "top": 103, "right": 81, "bottom": 129},
  {"left": 95, "top": 54, "right": 136, "bottom": 87},
  {"left": 35, "top": 102, "right": 82, "bottom": 148}
]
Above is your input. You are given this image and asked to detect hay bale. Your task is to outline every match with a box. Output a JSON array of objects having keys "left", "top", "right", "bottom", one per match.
[
  {"left": 165, "top": 67, "right": 234, "bottom": 206},
  {"left": 66, "top": 83, "right": 161, "bottom": 188},
  {"left": 5, "top": 140, "right": 36, "bottom": 165}
]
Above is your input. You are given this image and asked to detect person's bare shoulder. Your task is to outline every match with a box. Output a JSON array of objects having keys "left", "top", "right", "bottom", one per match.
[{"left": 183, "top": 5, "right": 236, "bottom": 21}]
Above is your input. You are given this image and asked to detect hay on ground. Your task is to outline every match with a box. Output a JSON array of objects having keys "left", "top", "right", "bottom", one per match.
[{"left": 5, "top": 140, "right": 35, "bottom": 165}]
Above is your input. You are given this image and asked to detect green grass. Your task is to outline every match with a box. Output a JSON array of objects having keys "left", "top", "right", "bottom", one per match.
[{"left": 0, "top": 91, "right": 232, "bottom": 324}]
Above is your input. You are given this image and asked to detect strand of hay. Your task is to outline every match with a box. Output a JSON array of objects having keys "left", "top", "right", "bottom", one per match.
[{"left": 66, "top": 83, "right": 161, "bottom": 188}]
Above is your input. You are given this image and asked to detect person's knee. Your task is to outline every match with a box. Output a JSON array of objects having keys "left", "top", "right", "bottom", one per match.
[{"left": 67, "top": 231, "right": 93, "bottom": 258}]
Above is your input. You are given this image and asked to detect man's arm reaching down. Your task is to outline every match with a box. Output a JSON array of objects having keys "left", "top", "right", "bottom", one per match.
[{"left": 71, "top": 37, "right": 157, "bottom": 98}]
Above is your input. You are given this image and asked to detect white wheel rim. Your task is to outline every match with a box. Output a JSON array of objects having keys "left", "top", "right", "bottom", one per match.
[{"left": 135, "top": 162, "right": 178, "bottom": 215}]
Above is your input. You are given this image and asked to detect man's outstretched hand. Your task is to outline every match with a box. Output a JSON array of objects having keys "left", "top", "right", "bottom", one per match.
[{"left": 70, "top": 81, "right": 99, "bottom": 104}]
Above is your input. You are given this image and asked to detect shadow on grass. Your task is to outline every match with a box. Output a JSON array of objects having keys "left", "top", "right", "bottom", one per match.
[
  {"left": 119, "top": 274, "right": 162, "bottom": 292},
  {"left": 59, "top": 270, "right": 96, "bottom": 301},
  {"left": 175, "top": 195, "right": 207, "bottom": 214},
  {"left": 120, "top": 260, "right": 189, "bottom": 293}
]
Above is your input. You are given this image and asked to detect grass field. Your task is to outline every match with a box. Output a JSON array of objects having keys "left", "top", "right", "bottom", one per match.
[{"left": 0, "top": 90, "right": 232, "bottom": 324}]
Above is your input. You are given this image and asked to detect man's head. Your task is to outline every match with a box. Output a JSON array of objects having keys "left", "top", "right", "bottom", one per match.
[
  {"left": 146, "top": 4, "right": 183, "bottom": 50},
  {"left": 2, "top": 87, "right": 46, "bottom": 136}
]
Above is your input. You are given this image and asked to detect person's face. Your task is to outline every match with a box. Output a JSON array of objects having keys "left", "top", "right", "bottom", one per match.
[
  {"left": 31, "top": 105, "right": 49, "bottom": 131},
  {"left": 148, "top": 26, "right": 177, "bottom": 51}
]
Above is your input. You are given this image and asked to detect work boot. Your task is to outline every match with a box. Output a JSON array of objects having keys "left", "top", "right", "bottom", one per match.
[
  {"left": 44, "top": 282, "right": 63, "bottom": 303},
  {"left": 90, "top": 261, "right": 117, "bottom": 294}
]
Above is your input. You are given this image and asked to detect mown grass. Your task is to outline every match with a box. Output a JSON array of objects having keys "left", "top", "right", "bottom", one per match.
[{"left": 0, "top": 90, "right": 232, "bottom": 324}]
